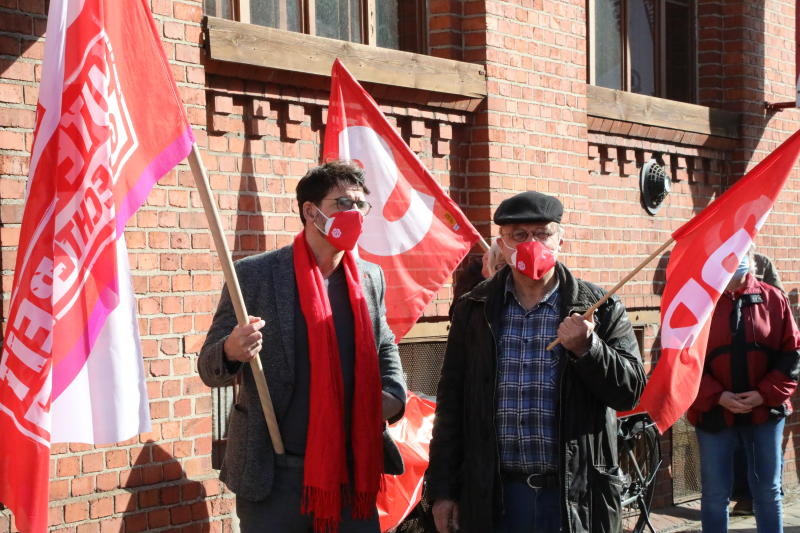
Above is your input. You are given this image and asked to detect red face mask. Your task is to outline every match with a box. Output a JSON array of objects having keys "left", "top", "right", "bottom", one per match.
[
  {"left": 505, "top": 240, "right": 556, "bottom": 281},
  {"left": 315, "top": 206, "right": 364, "bottom": 251}
]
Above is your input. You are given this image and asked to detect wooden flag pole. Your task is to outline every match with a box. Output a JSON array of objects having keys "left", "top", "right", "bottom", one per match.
[
  {"left": 546, "top": 238, "right": 675, "bottom": 351},
  {"left": 187, "top": 143, "right": 285, "bottom": 455}
]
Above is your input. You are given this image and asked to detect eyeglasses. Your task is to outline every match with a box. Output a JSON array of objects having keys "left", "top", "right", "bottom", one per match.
[
  {"left": 323, "top": 196, "right": 372, "bottom": 214},
  {"left": 502, "top": 228, "right": 556, "bottom": 244}
]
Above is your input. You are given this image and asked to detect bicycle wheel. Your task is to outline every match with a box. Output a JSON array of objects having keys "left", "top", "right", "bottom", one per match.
[{"left": 618, "top": 415, "right": 662, "bottom": 533}]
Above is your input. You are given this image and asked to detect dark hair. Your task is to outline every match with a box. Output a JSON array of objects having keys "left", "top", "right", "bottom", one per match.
[{"left": 296, "top": 160, "right": 369, "bottom": 224}]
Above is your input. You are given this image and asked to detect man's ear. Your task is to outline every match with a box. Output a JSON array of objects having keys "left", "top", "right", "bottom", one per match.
[{"left": 302, "top": 201, "right": 316, "bottom": 223}]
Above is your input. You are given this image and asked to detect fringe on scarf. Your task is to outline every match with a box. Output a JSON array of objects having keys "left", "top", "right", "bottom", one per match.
[
  {"left": 351, "top": 490, "right": 379, "bottom": 520},
  {"left": 302, "top": 486, "right": 342, "bottom": 533}
]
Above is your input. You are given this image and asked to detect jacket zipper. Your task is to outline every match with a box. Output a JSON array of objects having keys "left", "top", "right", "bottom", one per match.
[
  {"left": 560, "top": 304, "right": 584, "bottom": 533},
  {"left": 484, "top": 303, "right": 504, "bottom": 516}
]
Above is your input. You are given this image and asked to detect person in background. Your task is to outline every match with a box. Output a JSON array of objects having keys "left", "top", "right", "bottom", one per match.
[
  {"left": 482, "top": 239, "right": 508, "bottom": 278},
  {"left": 198, "top": 161, "right": 406, "bottom": 533},
  {"left": 730, "top": 248, "right": 785, "bottom": 517},
  {"left": 451, "top": 240, "right": 508, "bottom": 306},
  {"left": 753, "top": 250, "right": 783, "bottom": 292},
  {"left": 427, "top": 191, "right": 646, "bottom": 533},
  {"left": 687, "top": 246, "right": 800, "bottom": 533}
]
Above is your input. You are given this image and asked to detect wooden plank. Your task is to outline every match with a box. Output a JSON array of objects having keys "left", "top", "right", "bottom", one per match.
[
  {"left": 206, "top": 16, "right": 487, "bottom": 99},
  {"left": 364, "top": 0, "right": 376, "bottom": 46},
  {"left": 238, "top": 0, "right": 250, "bottom": 24},
  {"left": 587, "top": 85, "right": 740, "bottom": 139},
  {"left": 305, "top": 0, "right": 315, "bottom": 35},
  {"left": 278, "top": 0, "right": 287, "bottom": 30},
  {"left": 627, "top": 309, "right": 660, "bottom": 325},
  {"left": 404, "top": 320, "right": 450, "bottom": 340}
]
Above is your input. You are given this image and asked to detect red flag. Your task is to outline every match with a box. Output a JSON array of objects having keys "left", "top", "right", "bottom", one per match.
[
  {"left": 637, "top": 130, "right": 800, "bottom": 433},
  {"left": 0, "top": 1, "right": 193, "bottom": 531},
  {"left": 377, "top": 392, "right": 436, "bottom": 532},
  {"left": 324, "top": 59, "right": 482, "bottom": 340}
]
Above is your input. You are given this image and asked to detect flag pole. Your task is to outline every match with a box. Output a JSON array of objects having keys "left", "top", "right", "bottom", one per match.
[
  {"left": 187, "top": 143, "right": 286, "bottom": 455},
  {"left": 546, "top": 238, "right": 675, "bottom": 351}
]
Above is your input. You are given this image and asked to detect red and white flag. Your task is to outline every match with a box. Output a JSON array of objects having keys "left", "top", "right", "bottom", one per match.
[
  {"left": 0, "top": 1, "right": 193, "bottom": 530},
  {"left": 324, "top": 59, "right": 481, "bottom": 340},
  {"left": 637, "top": 130, "right": 800, "bottom": 433},
  {"left": 377, "top": 392, "right": 436, "bottom": 532}
]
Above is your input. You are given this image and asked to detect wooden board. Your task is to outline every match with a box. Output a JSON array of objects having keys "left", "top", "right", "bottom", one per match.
[
  {"left": 205, "top": 16, "right": 486, "bottom": 100},
  {"left": 588, "top": 85, "right": 740, "bottom": 139}
]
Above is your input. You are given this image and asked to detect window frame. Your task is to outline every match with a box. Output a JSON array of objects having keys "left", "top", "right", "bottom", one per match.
[
  {"left": 215, "top": 0, "right": 427, "bottom": 54},
  {"left": 588, "top": 0, "right": 696, "bottom": 103},
  {"left": 203, "top": 15, "right": 486, "bottom": 111}
]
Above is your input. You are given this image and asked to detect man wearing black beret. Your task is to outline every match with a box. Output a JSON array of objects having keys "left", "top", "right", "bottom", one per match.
[{"left": 426, "top": 191, "right": 646, "bottom": 533}]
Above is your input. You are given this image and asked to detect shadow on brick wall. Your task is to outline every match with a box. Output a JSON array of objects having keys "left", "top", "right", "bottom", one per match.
[{"left": 121, "top": 440, "right": 212, "bottom": 532}]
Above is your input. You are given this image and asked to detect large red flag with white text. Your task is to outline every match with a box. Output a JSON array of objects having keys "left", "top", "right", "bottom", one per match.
[
  {"left": 324, "top": 59, "right": 481, "bottom": 340},
  {"left": 638, "top": 130, "right": 800, "bottom": 433},
  {"left": 0, "top": 1, "right": 193, "bottom": 530}
]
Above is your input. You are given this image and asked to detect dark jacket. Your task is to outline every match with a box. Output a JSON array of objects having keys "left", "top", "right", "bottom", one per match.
[
  {"left": 426, "top": 263, "right": 646, "bottom": 532},
  {"left": 198, "top": 245, "right": 407, "bottom": 501},
  {"left": 687, "top": 274, "right": 800, "bottom": 430}
]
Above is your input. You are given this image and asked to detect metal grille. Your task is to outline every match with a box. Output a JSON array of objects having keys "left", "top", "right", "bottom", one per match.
[
  {"left": 399, "top": 340, "right": 447, "bottom": 398},
  {"left": 671, "top": 416, "right": 702, "bottom": 502}
]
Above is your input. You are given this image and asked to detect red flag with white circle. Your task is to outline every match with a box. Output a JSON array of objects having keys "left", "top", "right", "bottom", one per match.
[{"left": 324, "top": 59, "right": 481, "bottom": 340}]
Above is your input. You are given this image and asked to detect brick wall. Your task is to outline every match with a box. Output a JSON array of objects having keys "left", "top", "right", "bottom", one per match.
[{"left": 1, "top": 0, "right": 800, "bottom": 530}]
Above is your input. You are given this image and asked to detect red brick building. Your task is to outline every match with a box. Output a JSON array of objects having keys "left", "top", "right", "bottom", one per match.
[{"left": 1, "top": 0, "right": 799, "bottom": 530}]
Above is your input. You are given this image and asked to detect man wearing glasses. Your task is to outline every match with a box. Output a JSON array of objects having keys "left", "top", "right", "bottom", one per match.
[
  {"left": 199, "top": 161, "right": 406, "bottom": 533},
  {"left": 427, "top": 191, "right": 646, "bottom": 533}
]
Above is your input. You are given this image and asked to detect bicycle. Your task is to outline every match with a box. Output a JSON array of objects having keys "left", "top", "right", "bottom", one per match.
[{"left": 618, "top": 413, "right": 663, "bottom": 533}]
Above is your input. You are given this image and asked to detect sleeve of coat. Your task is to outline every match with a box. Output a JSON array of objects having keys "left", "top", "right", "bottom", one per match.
[
  {"left": 425, "top": 297, "right": 468, "bottom": 502},
  {"left": 198, "top": 280, "right": 243, "bottom": 388},
  {"left": 689, "top": 371, "right": 725, "bottom": 413},
  {"left": 757, "top": 291, "right": 800, "bottom": 406},
  {"left": 374, "top": 267, "right": 407, "bottom": 424},
  {"left": 568, "top": 294, "right": 647, "bottom": 411}
]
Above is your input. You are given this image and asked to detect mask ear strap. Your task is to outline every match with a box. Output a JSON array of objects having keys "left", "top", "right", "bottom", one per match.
[{"left": 312, "top": 205, "right": 332, "bottom": 235}]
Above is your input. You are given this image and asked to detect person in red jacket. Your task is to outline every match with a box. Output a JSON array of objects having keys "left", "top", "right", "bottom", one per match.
[{"left": 687, "top": 247, "right": 800, "bottom": 532}]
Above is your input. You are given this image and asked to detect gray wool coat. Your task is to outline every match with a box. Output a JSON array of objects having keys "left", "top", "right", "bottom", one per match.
[{"left": 198, "top": 244, "right": 407, "bottom": 501}]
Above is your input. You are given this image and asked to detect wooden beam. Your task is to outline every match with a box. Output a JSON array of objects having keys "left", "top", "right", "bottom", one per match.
[
  {"left": 238, "top": 0, "right": 250, "bottom": 24},
  {"left": 364, "top": 0, "right": 376, "bottom": 46},
  {"left": 587, "top": 85, "right": 740, "bottom": 139},
  {"left": 403, "top": 320, "right": 450, "bottom": 340},
  {"left": 205, "top": 16, "right": 486, "bottom": 99}
]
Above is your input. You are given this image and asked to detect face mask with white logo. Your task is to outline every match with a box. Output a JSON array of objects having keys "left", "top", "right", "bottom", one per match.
[
  {"left": 313, "top": 205, "right": 364, "bottom": 251},
  {"left": 501, "top": 239, "right": 556, "bottom": 281}
]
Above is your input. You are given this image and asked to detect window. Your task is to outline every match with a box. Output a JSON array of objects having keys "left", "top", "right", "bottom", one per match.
[
  {"left": 589, "top": 0, "right": 695, "bottom": 103},
  {"left": 204, "top": 0, "right": 427, "bottom": 54}
]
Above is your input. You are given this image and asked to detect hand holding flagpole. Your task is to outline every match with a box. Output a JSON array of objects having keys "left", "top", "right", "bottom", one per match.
[
  {"left": 546, "top": 239, "right": 675, "bottom": 351},
  {"left": 187, "top": 144, "right": 285, "bottom": 455}
]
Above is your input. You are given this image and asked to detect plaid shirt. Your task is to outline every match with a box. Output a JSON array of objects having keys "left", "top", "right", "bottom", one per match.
[{"left": 496, "top": 276, "right": 563, "bottom": 474}]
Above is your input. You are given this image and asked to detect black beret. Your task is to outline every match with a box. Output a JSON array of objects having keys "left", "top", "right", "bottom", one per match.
[{"left": 493, "top": 191, "right": 563, "bottom": 225}]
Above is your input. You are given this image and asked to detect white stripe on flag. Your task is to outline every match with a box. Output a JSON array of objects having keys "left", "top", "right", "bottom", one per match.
[{"left": 50, "top": 236, "right": 151, "bottom": 444}]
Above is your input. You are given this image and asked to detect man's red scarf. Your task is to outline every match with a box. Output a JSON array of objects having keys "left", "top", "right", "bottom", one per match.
[{"left": 293, "top": 231, "right": 383, "bottom": 532}]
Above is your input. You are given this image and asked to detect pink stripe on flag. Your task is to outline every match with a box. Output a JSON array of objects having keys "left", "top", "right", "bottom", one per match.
[
  {"left": 116, "top": 126, "right": 194, "bottom": 236},
  {"left": 51, "top": 280, "right": 119, "bottom": 400}
]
